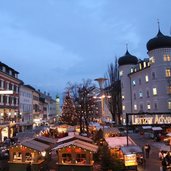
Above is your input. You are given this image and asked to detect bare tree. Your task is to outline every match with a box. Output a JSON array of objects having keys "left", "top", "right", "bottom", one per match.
[{"left": 104, "top": 57, "right": 122, "bottom": 124}]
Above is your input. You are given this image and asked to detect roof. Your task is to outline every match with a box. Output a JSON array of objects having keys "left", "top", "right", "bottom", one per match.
[
  {"left": 152, "top": 127, "right": 162, "bottom": 131},
  {"left": 21, "top": 139, "right": 50, "bottom": 152},
  {"left": 142, "top": 126, "right": 152, "bottom": 129},
  {"left": 147, "top": 30, "right": 171, "bottom": 51},
  {"left": 53, "top": 139, "right": 98, "bottom": 152},
  {"left": 118, "top": 50, "right": 138, "bottom": 66},
  {"left": 57, "top": 134, "right": 93, "bottom": 143},
  {"left": 35, "top": 136, "right": 56, "bottom": 144},
  {"left": 105, "top": 136, "right": 136, "bottom": 148},
  {"left": 103, "top": 127, "right": 120, "bottom": 134},
  {"left": 121, "top": 145, "right": 142, "bottom": 155}
]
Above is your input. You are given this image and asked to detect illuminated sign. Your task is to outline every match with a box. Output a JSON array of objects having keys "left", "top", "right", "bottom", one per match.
[
  {"left": 0, "top": 90, "right": 13, "bottom": 94},
  {"left": 124, "top": 154, "right": 137, "bottom": 166},
  {"left": 131, "top": 114, "right": 171, "bottom": 125}
]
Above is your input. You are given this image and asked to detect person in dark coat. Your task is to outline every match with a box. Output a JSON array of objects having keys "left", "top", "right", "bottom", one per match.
[
  {"left": 26, "top": 162, "right": 31, "bottom": 171},
  {"left": 162, "top": 157, "right": 167, "bottom": 171},
  {"left": 144, "top": 144, "right": 151, "bottom": 158}
]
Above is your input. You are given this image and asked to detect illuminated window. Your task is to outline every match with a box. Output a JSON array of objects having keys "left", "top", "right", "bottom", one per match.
[
  {"left": 122, "top": 95, "right": 125, "bottom": 100},
  {"left": 119, "top": 71, "right": 123, "bottom": 76},
  {"left": 153, "top": 88, "right": 157, "bottom": 95},
  {"left": 131, "top": 68, "right": 134, "bottom": 73},
  {"left": 134, "top": 104, "right": 137, "bottom": 110},
  {"left": 149, "top": 56, "right": 155, "bottom": 64},
  {"left": 132, "top": 80, "right": 136, "bottom": 86},
  {"left": 164, "top": 55, "right": 171, "bottom": 61},
  {"left": 122, "top": 105, "right": 125, "bottom": 111},
  {"left": 143, "top": 62, "right": 146, "bottom": 68},
  {"left": 147, "top": 104, "right": 151, "bottom": 110},
  {"left": 139, "top": 63, "right": 142, "bottom": 70},
  {"left": 168, "top": 101, "right": 171, "bottom": 110},
  {"left": 145, "top": 75, "right": 149, "bottom": 82},
  {"left": 166, "top": 69, "right": 171, "bottom": 77},
  {"left": 167, "top": 86, "right": 171, "bottom": 94},
  {"left": 139, "top": 91, "right": 143, "bottom": 98}
]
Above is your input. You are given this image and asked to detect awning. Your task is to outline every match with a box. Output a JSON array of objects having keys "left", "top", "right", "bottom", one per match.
[
  {"left": 152, "top": 127, "right": 162, "bottom": 131},
  {"left": 121, "top": 145, "right": 142, "bottom": 155},
  {"left": 142, "top": 126, "right": 152, "bottom": 129}
]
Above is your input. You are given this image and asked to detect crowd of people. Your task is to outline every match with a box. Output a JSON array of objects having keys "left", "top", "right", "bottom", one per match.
[{"left": 159, "top": 151, "right": 171, "bottom": 171}]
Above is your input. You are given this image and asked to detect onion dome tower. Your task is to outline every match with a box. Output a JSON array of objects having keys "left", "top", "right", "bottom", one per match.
[
  {"left": 118, "top": 50, "right": 138, "bottom": 66},
  {"left": 147, "top": 25, "right": 171, "bottom": 52}
]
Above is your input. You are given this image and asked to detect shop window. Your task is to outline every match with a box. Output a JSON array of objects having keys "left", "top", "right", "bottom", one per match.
[
  {"left": 62, "top": 153, "right": 72, "bottom": 164},
  {"left": 13, "top": 152, "right": 22, "bottom": 161},
  {"left": 76, "top": 153, "right": 86, "bottom": 164},
  {"left": 166, "top": 69, "right": 171, "bottom": 77},
  {"left": 25, "top": 153, "right": 32, "bottom": 162}
]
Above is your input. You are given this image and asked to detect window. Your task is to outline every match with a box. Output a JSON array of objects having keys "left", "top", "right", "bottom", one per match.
[
  {"left": 122, "top": 95, "right": 124, "bottom": 100},
  {"left": 147, "top": 103, "right": 151, "bottom": 110},
  {"left": 134, "top": 93, "right": 136, "bottom": 100},
  {"left": 166, "top": 69, "right": 171, "bottom": 77},
  {"left": 149, "top": 56, "right": 155, "bottom": 64},
  {"left": 140, "top": 104, "right": 143, "bottom": 111},
  {"left": 168, "top": 101, "right": 171, "bottom": 110},
  {"left": 167, "top": 86, "right": 171, "bottom": 94},
  {"left": 139, "top": 78, "right": 141, "bottom": 85},
  {"left": 145, "top": 75, "right": 149, "bottom": 82},
  {"left": 154, "top": 103, "right": 158, "bottom": 110},
  {"left": 143, "top": 62, "right": 146, "bottom": 68},
  {"left": 152, "top": 72, "right": 156, "bottom": 80},
  {"left": 153, "top": 88, "right": 157, "bottom": 95},
  {"left": 62, "top": 153, "right": 72, "bottom": 164},
  {"left": 139, "top": 63, "right": 142, "bottom": 70},
  {"left": 132, "top": 80, "right": 136, "bottom": 86},
  {"left": 134, "top": 104, "right": 137, "bottom": 110},
  {"left": 122, "top": 105, "right": 125, "bottom": 111},
  {"left": 131, "top": 68, "right": 134, "bottom": 73},
  {"left": 146, "top": 90, "right": 150, "bottom": 98},
  {"left": 76, "top": 154, "right": 86, "bottom": 164},
  {"left": 164, "top": 55, "right": 171, "bottom": 61},
  {"left": 119, "top": 70, "right": 123, "bottom": 76},
  {"left": 139, "top": 91, "right": 143, "bottom": 98}
]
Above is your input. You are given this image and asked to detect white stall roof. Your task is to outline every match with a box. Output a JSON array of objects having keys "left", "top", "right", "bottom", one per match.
[
  {"left": 142, "top": 126, "right": 152, "bottom": 129},
  {"left": 152, "top": 127, "right": 162, "bottom": 131},
  {"left": 121, "top": 145, "right": 142, "bottom": 155},
  {"left": 105, "top": 136, "right": 136, "bottom": 148}
]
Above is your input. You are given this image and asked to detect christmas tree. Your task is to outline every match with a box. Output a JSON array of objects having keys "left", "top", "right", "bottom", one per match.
[{"left": 61, "top": 92, "right": 78, "bottom": 125}]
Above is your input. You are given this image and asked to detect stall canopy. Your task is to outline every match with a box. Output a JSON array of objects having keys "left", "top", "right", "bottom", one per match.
[
  {"left": 152, "top": 127, "right": 163, "bottom": 131},
  {"left": 121, "top": 145, "right": 142, "bottom": 155},
  {"left": 105, "top": 136, "right": 136, "bottom": 149}
]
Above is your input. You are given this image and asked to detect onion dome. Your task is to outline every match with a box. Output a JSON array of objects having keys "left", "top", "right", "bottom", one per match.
[
  {"left": 147, "top": 30, "right": 171, "bottom": 51},
  {"left": 118, "top": 50, "right": 138, "bottom": 66}
]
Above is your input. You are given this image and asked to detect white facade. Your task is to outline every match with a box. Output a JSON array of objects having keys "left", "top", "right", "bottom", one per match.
[
  {"left": 19, "top": 85, "right": 33, "bottom": 123},
  {"left": 119, "top": 30, "right": 171, "bottom": 124}
]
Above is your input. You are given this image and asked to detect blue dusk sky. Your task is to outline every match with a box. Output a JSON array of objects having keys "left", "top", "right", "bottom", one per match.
[{"left": 0, "top": 0, "right": 170, "bottom": 98}]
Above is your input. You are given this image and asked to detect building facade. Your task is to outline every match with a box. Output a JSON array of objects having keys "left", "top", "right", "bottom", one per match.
[{"left": 118, "top": 28, "right": 171, "bottom": 124}]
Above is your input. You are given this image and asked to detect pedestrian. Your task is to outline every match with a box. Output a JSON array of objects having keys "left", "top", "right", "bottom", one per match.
[
  {"left": 144, "top": 144, "right": 151, "bottom": 158},
  {"left": 162, "top": 157, "right": 167, "bottom": 171},
  {"left": 26, "top": 162, "right": 31, "bottom": 171}
]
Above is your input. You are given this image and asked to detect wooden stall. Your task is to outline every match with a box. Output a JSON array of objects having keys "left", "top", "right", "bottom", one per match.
[
  {"left": 8, "top": 139, "right": 50, "bottom": 171},
  {"left": 53, "top": 137, "right": 98, "bottom": 171}
]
